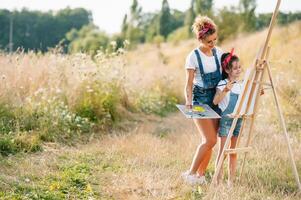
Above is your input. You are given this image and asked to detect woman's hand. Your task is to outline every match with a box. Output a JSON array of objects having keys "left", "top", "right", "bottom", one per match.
[{"left": 185, "top": 102, "right": 192, "bottom": 110}]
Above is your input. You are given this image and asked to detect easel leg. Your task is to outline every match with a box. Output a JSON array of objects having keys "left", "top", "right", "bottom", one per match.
[
  {"left": 236, "top": 117, "right": 246, "bottom": 148},
  {"left": 239, "top": 68, "right": 266, "bottom": 181},
  {"left": 210, "top": 118, "right": 239, "bottom": 187},
  {"left": 266, "top": 63, "right": 301, "bottom": 191},
  {"left": 238, "top": 117, "right": 255, "bottom": 180}
]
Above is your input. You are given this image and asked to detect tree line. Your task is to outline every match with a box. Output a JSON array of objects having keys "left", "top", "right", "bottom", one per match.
[
  {"left": 0, "top": 7, "right": 92, "bottom": 52},
  {"left": 121, "top": 0, "right": 301, "bottom": 44},
  {"left": 0, "top": 0, "right": 301, "bottom": 55}
]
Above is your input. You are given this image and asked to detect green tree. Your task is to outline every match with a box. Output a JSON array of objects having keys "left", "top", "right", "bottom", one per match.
[
  {"left": 0, "top": 8, "right": 91, "bottom": 52},
  {"left": 171, "top": 10, "right": 185, "bottom": 30},
  {"left": 239, "top": 0, "right": 257, "bottom": 32},
  {"left": 0, "top": 9, "right": 10, "bottom": 50},
  {"left": 256, "top": 11, "right": 301, "bottom": 30},
  {"left": 121, "top": 14, "right": 128, "bottom": 38},
  {"left": 157, "top": 0, "right": 173, "bottom": 39},
  {"left": 195, "top": 0, "right": 213, "bottom": 16},
  {"left": 216, "top": 6, "right": 242, "bottom": 42},
  {"left": 185, "top": 0, "right": 196, "bottom": 36},
  {"left": 126, "top": 0, "right": 144, "bottom": 45},
  {"left": 141, "top": 13, "right": 158, "bottom": 42},
  {"left": 256, "top": 13, "right": 272, "bottom": 30},
  {"left": 130, "top": 0, "right": 141, "bottom": 25},
  {"left": 66, "top": 25, "right": 109, "bottom": 56},
  {"left": 277, "top": 11, "right": 301, "bottom": 25}
]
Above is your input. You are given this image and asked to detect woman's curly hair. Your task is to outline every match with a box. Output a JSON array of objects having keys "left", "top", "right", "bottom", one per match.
[{"left": 192, "top": 15, "right": 217, "bottom": 40}]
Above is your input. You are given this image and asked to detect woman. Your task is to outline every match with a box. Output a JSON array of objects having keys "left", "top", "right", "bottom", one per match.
[{"left": 182, "top": 16, "right": 223, "bottom": 185}]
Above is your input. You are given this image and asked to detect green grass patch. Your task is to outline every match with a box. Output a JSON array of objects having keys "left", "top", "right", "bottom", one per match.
[
  {"left": 135, "top": 89, "right": 178, "bottom": 117},
  {"left": 0, "top": 163, "right": 95, "bottom": 199}
]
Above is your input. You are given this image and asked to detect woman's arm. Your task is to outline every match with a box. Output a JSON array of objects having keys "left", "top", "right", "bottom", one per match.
[{"left": 185, "top": 69, "right": 195, "bottom": 109}]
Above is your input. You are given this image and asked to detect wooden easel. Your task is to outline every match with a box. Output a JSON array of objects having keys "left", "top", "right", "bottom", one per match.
[{"left": 210, "top": 0, "right": 301, "bottom": 191}]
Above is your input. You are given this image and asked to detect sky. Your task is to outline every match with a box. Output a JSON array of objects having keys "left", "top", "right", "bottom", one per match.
[{"left": 1, "top": 0, "right": 300, "bottom": 34}]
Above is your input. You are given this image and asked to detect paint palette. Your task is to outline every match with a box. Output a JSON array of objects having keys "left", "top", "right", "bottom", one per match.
[
  {"left": 176, "top": 104, "right": 221, "bottom": 119},
  {"left": 193, "top": 105, "right": 205, "bottom": 112}
]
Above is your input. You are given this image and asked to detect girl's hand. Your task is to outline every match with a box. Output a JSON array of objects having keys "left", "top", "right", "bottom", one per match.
[{"left": 223, "top": 80, "right": 234, "bottom": 93}]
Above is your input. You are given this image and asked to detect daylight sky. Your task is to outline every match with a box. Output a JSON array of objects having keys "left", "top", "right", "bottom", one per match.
[{"left": 1, "top": 0, "right": 300, "bottom": 34}]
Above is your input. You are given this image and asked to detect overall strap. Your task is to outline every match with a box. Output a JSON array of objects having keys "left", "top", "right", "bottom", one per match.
[
  {"left": 223, "top": 91, "right": 239, "bottom": 115},
  {"left": 194, "top": 49, "right": 205, "bottom": 77},
  {"left": 194, "top": 48, "right": 221, "bottom": 77},
  {"left": 212, "top": 48, "right": 221, "bottom": 76}
]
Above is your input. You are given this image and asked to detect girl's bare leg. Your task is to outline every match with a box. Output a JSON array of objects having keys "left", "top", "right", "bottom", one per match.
[{"left": 189, "top": 119, "right": 217, "bottom": 174}]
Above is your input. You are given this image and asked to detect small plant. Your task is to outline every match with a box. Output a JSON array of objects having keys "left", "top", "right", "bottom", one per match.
[
  {"left": 74, "top": 81, "right": 123, "bottom": 128},
  {"left": 135, "top": 79, "right": 179, "bottom": 117}
]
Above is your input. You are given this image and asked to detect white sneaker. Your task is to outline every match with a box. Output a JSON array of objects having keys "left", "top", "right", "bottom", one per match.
[
  {"left": 196, "top": 174, "right": 207, "bottom": 185},
  {"left": 181, "top": 170, "right": 207, "bottom": 185}
]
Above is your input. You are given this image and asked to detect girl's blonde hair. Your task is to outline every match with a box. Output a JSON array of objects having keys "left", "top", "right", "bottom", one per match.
[{"left": 192, "top": 15, "right": 217, "bottom": 39}]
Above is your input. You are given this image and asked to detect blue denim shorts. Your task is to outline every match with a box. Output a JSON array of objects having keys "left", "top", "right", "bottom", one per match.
[
  {"left": 192, "top": 85, "right": 221, "bottom": 115},
  {"left": 219, "top": 117, "right": 242, "bottom": 137}
]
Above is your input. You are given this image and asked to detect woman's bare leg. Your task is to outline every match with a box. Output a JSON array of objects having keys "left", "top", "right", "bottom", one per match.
[
  {"left": 197, "top": 119, "right": 219, "bottom": 176},
  {"left": 189, "top": 119, "right": 217, "bottom": 174},
  {"left": 197, "top": 149, "right": 212, "bottom": 176}
]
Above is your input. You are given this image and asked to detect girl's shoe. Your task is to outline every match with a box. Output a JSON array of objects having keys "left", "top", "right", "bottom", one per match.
[{"left": 181, "top": 170, "right": 207, "bottom": 185}]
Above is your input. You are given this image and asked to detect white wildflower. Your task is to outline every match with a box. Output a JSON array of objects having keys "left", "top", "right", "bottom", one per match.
[
  {"left": 110, "top": 41, "right": 117, "bottom": 47},
  {"left": 117, "top": 48, "right": 125, "bottom": 54},
  {"left": 123, "top": 40, "right": 130, "bottom": 46},
  {"left": 56, "top": 88, "right": 62, "bottom": 94}
]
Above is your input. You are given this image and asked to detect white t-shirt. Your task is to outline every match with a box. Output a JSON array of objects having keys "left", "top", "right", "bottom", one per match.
[
  {"left": 216, "top": 79, "right": 243, "bottom": 112},
  {"left": 185, "top": 47, "right": 223, "bottom": 87}
]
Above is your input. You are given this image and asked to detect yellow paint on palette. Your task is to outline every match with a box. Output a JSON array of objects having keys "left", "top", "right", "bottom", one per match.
[{"left": 193, "top": 105, "right": 205, "bottom": 112}]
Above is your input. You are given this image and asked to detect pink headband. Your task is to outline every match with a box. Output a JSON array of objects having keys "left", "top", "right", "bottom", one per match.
[
  {"left": 198, "top": 23, "right": 214, "bottom": 40},
  {"left": 222, "top": 48, "right": 235, "bottom": 70}
]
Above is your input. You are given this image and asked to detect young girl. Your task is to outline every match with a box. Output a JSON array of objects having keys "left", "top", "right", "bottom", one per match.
[{"left": 213, "top": 50, "right": 242, "bottom": 185}]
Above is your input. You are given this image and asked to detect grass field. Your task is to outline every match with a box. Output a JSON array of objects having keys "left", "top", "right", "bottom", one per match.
[{"left": 0, "top": 22, "right": 300, "bottom": 199}]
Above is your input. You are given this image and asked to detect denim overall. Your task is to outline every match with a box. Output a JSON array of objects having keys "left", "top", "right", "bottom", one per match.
[
  {"left": 192, "top": 48, "right": 222, "bottom": 115},
  {"left": 219, "top": 92, "right": 242, "bottom": 137}
]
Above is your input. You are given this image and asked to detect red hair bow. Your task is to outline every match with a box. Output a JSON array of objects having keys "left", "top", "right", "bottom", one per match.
[
  {"left": 222, "top": 48, "right": 235, "bottom": 69},
  {"left": 198, "top": 22, "right": 214, "bottom": 40}
]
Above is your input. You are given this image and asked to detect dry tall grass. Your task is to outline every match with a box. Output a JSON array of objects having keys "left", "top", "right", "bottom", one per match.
[{"left": 0, "top": 22, "right": 300, "bottom": 199}]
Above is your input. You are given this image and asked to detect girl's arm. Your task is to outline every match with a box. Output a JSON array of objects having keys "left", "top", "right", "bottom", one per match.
[
  {"left": 213, "top": 81, "right": 234, "bottom": 105},
  {"left": 213, "top": 89, "right": 228, "bottom": 105},
  {"left": 185, "top": 69, "right": 195, "bottom": 109}
]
